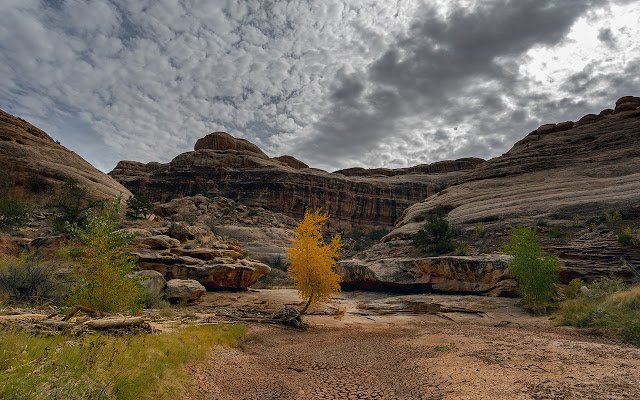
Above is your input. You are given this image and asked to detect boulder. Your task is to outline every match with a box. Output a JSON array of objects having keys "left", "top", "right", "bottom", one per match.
[
  {"left": 132, "top": 270, "right": 167, "bottom": 299},
  {"left": 139, "top": 235, "right": 180, "bottom": 250},
  {"left": 165, "top": 279, "right": 206, "bottom": 303}
]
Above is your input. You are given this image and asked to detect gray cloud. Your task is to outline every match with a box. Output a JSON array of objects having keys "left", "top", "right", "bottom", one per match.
[
  {"left": 295, "top": 0, "right": 640, "bottom": 169},
  {"left": 0, "top": 0, "right": 639, "bottom": 172}
]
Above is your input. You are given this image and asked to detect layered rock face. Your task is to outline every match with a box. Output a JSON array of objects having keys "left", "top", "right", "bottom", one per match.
[
  {"left": 123, "top": 223, "right": 271, "bottom": 290},
  {"left": 342, "top": 97, "right": 640, "bottom": 291},
  {"left": 110, "top": 132, "right": 484, "bottom": 232},
  {"left": 0, "top": 109, "right": 131, "bottom": 201}
]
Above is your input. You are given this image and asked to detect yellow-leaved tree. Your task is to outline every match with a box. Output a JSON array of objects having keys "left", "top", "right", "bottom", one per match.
[{"left": 288, "top": 210, "right": 343, "bottom": 314}]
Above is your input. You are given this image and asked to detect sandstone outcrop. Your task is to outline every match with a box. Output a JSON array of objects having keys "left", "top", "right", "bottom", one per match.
[
  {"left": 0, "top": 108, "right": 131, "bottom": 201},
  {"left": 359, "top": 97, "right": 640, "bottom": 288},
  {"left": 128, "top": 223, "right": 271, "bottom": 290},
  {"left": 339, "top": 245, "right": 517, "bottom": 296},
  {"left": 110, "top": 133, "right": 484, "bottom": 232}
]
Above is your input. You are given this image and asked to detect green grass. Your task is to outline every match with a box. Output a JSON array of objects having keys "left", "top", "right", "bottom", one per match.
[
  {"left": 555, "top": 284, "right": 640, "bottom": 346},
  {"left": 0, "top": 324, "right": 245, "bottom": 399}
]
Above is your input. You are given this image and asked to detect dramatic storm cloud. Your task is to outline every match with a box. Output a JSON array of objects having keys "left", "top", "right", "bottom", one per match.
[{"left": 1, "top": 0, "right": 639, "bottom": 171}]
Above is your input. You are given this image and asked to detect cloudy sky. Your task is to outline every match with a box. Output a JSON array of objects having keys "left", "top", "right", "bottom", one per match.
[{"left": 1, "top": 0, "right": 639, "bottom": 172}]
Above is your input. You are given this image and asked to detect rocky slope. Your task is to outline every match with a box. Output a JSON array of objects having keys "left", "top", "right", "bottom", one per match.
[
  {"left": 109, "top": 132, "right": 484, "bottom": 232},
  {"left": 341, "top": 97, "right": 640, "bottom": 292},
  {"left": 0, "top": 108, "right": 130, "bottom": 201}
]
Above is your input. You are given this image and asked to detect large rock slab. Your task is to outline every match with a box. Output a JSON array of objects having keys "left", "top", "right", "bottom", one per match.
[
  {"left": 0, "top": 109, "right": 131, "bottom": 201},
  {"left": 338, "top": 253, "right": 516, "bottom": 297}
]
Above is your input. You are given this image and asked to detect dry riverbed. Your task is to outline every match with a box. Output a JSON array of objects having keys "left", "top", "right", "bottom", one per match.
[{"left": 184, "top": 289, "right": 640, "bottom": 400}]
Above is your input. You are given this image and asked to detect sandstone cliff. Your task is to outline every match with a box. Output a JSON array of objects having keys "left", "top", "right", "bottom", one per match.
[
  {"left": 110, "top": 132, "right": 484, "bottom": 231},
  {"left": 0, "top": 108, "right": 131, "bottom": 201},
  {"left": 341, "top": 97, "right": 640, "bottom": 292}
]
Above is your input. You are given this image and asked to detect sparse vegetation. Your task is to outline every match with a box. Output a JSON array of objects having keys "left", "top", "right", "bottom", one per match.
[
  {"left": 503, "top": 226, "right": 560, "bottom": 313},
  {"left": 343, "top": 228, "right": 389, "bottom": 252},
  {"left": 548, "top": 228, "right": 569, "bottom": 239},
  {"left": 182, "top": 213, "right": 197, "bottom": 226},
  {"left": 454, "top": 241, "right": 471, "bottom": 256},
  {"left": 0, "top": 196, "right": 29, "bottom": 231},
  {"left": 288, "top": 210, "right": 342, "bottom": 314},
  {"left": 556, "top": 279, "right": 640, "bottom": 346},
  {"left": 0, "top": 324, "right": 245, "bottom": 400},
  {"left": 0, "top": 254, "right": 54, "bottom": 303},
  {"left": 618, "top": 227, "right": 639, "bottom": 247},
  {"left": 604, "top": 209, "right": 621, "bottom": 222},
  {"left": 125, "top": 192, "right": 154, "bottom": 220},
  {"left": 413, "top": 207, "right": 457, "bottom": 256},
  {"left": 67, "top": 202, "right": 142, "bottom": 313},
  {"left": 474, "top": 223, "right": 486, "bottom": 238}
]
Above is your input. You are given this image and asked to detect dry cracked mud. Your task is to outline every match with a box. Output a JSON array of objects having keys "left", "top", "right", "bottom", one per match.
[{"left": 184, "top": 290, "right": 640, "bottom": 400}]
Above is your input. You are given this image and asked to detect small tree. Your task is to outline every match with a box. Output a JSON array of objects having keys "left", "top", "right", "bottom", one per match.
[
  {"left": 48, "top": 179, "right": 95, "bottom": 233},
  {"left": 287, "top": 210, "right": 342, "bottom": 314},
  {"left": 68, "top": 202, "right": 142, "bottom": 313},
  {"left": 126, "top": 192, "right": 154, "bottom": 220},
  {"left": 503, "top": 226, "right": 560, "bottom": 313},
  {"left": 413, "top": 206, "right": 456, "bottom": 255}
]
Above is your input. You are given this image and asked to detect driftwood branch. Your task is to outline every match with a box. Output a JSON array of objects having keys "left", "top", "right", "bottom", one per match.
[
  {"left": 63, "top": 305, "right": 104, "bottom": 321},
  {"left": 214, "top": 307, "right": 306, "bottom": 330}
]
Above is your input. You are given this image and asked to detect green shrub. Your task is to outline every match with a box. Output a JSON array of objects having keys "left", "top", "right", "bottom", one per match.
[
  {"left": 618, "top": 227, "right": 639, "bottom": 247},
  {"left": 503, "top": 226, "right": 560, "bottom": 313},
  {"left": 604, "top": 209, "right": 621, "bottom": 222},
  {"left": 48, "top": 179, "right": 95, "bottom": 233},
  {"left": 413, "top": 207, "right": 456, "bottom": 255},
  {"left": 556, "top": 284, "right": 640, "bottom": 346},
  {"left": 455, "top": 241, "right": 471, "bottom": 256},
  {"left": 126, "top": 192, "right": 154, "bottom": 219},
  {"left": 0, "top": 254, "right": 54, "bottom": 303},
  {"left": 548, "top": 228, "right": 568, "bottom": 239},
  {"left": 68, "top": 202, "right": 142, "bottom": 313},
  {"left": 0, "top": 196, "right": 29, "bottom": 231}
]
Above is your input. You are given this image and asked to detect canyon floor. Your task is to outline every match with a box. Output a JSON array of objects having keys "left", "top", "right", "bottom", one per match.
[{"left": 183, "top": 290, "right": 640, "bottom": 400}]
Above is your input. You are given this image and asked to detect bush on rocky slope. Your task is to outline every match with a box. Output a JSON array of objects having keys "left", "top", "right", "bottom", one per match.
[
  {"left": 556, "top": 279, "right": 640, "bottom": 346},
  {"left": 504, "top": 226, "right": 560, "bottom": 313}
]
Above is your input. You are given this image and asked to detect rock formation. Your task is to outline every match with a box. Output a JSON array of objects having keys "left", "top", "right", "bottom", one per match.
[
  {"left": 109, "top": 132, "right": 484, "bottom": 232},
  {"left": 124, "top": 222, "right": 271, "bottom": 290},
  {"left": 0, "top": 108, "right": 130, "bottom": 201},
  {"left": 342, "top": 97, "right": 640, "bottom": 291}
]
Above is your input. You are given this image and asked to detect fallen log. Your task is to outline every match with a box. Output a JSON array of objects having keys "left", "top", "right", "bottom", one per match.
[{"left": 84, "top": 317, "right": 144, "bottom": 330}]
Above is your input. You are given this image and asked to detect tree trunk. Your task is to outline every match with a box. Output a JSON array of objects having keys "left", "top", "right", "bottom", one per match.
[{"left": 300, "top": 294, "right": 313, "bottom": 315}]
